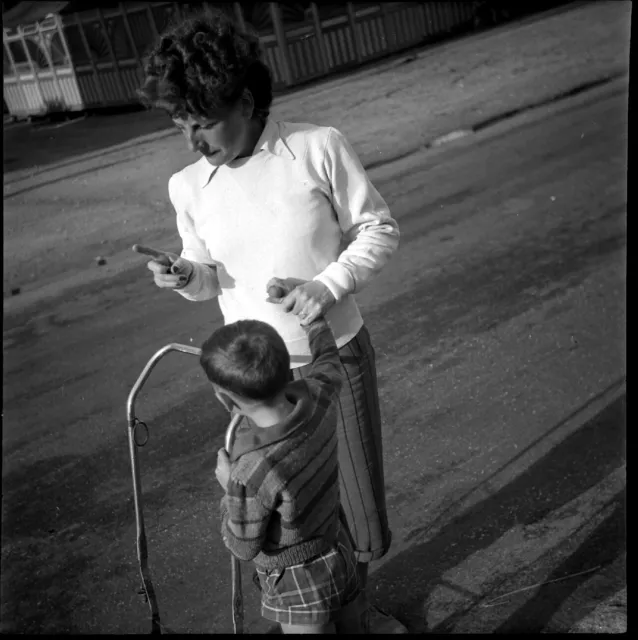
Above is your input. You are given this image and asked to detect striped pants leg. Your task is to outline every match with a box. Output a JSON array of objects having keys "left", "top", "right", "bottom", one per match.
[{"left": 291, "top": 325, "right": 392, "bottom": 563}]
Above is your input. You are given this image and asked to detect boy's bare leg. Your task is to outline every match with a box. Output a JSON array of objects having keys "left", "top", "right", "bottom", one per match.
[{"left": 279, "top": 622, "right": 336, "bottom": 634}]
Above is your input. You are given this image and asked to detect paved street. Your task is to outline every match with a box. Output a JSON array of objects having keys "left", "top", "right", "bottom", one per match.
[
  {"left": 2, "top": 2, "right": 627, "bottom": 634},
  {"left": 2, "top": 76, "right": 626, "bottom": 633}
]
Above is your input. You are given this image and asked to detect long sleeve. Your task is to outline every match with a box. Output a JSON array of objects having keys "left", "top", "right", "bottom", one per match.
[
  {"left": 219, "top": 478, "right": 274, "bottom": 562},
  {"left": 168, "top": 173, "right": 221, "bottom": 302},
  {"left": 313, "top": 127, "right": 400, "bottom": 302},
  {"left": 305, "top": 318, "right": 343, "bottom": 398}
]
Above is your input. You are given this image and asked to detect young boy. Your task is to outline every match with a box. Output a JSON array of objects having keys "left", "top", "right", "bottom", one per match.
[{"left": 200, "top": 316, "right": 363, "bottom": 634}]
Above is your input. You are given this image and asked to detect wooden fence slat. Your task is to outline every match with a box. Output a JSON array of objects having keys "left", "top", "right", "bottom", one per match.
[
  {"left": 119, "top": 3, "right": 143, "bottom": 73},
  {"left": 34, "top": 28, "right": 64, "bottom": 103},
  {"left": 345, "top": 2, "right": 362, "bottom": 64},
  {"left": 269, "top": 2, "right": 292, "bottom": 85},
  {"left": 96, "top": 7, "right": 128, "bottom": 101},
  {"left": 145, "top": 2, "right": 160, "bottom": 39},
  {"left": 310, "top": 2, "right": 329, "bottom": 75},
  {"left": 15, "top": 28, "right": 46, "bottom": 110},
  {"left": 73, "top": 13, "right": 107, "bottom": 105}
]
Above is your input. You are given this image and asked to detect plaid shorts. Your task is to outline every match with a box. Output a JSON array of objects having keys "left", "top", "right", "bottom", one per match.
[{"left": 255, "top": 523, "right": 360, "bottom": 626}]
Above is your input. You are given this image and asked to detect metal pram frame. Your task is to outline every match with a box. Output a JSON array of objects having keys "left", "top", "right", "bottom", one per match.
[{"left": 126, "top": 343, "right": 244, "bottom": 635}]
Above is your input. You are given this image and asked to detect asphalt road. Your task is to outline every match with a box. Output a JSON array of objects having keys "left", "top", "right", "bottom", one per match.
[{"left": 1, "top": 81, "right": 626, "bottom": 633}]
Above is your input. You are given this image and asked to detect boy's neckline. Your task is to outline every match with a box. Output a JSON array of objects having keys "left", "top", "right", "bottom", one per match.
[
  {"left": 230, "top": 384, "right": 313, "bottom": 461},
  {"left": 250, "top": 393, "right": 297, "bottom": 429}
]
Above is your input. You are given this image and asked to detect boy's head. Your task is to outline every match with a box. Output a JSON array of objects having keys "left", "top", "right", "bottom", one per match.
[{"left": 200, "top": 320, "right": 290, "bottom": 412}]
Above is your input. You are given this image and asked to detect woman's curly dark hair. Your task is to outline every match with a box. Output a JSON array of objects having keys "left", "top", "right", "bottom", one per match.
[{"left": 138, "top": 8, "right": 273, "bottom": 121}]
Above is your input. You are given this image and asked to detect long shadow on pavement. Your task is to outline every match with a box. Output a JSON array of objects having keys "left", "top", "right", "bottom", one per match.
[
  {"left": 492, "top": 492, "right": 625, "bottom": 633},
  {"left": 369, "top": 392, "right": 625, "bottom": 633},
  {"left": 0, "top": 383, "right": 228, "bottom": 634}
]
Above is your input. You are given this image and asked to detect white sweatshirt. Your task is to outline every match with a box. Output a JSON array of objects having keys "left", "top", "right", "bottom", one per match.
[{"left": 169, "top": 119, "right": 399, "bottom": 367}]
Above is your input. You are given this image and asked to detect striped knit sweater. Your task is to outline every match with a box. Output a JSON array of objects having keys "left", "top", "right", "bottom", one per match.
[{"left": 219, "top": 318, "right": 343, "bottom": 570}]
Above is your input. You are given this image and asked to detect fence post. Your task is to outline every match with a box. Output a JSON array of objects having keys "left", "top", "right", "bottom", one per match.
[
  {"left": 432, "top": 2, "right": 443, "bottom": 34},
  {"left": 420, "top": 2, "right": 431, "bottom": 38},
  {"left": 269, "top": 2, "right": 293, "bottom": 86},
  {"left": 345, "top": 2, "right": 363, "bottom": 62},
  {"left": 96, "top": 7, "right": 128, "bottom": 102},
  {"left": 3, "top": 38, "right": 19, "bottom": 76},
  {"left": 381, "top": 3, "right": 396, "bottom": 52},
  {"left": 2, "top": 38, "right": 20, "bottom": 79},
  {"left": 119, "top": 3, "right": 144, "bottom": 73},
  {"left": 438, "top": 2, "right": 451, "bottom": 32},
  {"left": 54, "top": 15, "right": 75, "bottom": 70},
  {"left": 52, "top": 14, "right": 84, "bottom": 110},
  {"left": 3, "top": 38, "right": 29, "bottom": 114},
  {"left": 35, "top": 25, "right": 65, "bottom": 103},
  {"left": 233, "top": 2, "right": 247, "bottom": 31},
  {"left": 16, "top": 28, "right": 47, "bottom": 112},
  {"left": 74, "top": 13, "right": 107, "bottom": 106},
  {"left": 309, "top": 2, "right": 329, "bottom": 74},
  {"left": 145, "top": 2, "right": 160, "bottom": 39}
]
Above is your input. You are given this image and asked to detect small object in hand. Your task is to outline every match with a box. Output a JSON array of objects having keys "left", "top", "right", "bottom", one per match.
[
  {"left": 267, "top": 285, "right": 286, "bottom": 299},
  {"left": 95, "top": 256, "right": 107, "bottom": 266},
  {"left": 10, "top": 287, "right": 21, "bottom": 296},
  {"left": 132, "top": 244, "right": 173, "bottom": 267}
]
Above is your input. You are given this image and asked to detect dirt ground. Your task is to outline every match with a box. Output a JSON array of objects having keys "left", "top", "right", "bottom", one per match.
[{"left": 2, "top": 1, "right": 628, "bottom": 634}]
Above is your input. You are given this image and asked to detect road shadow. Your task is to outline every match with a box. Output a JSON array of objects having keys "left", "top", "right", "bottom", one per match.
[
  {"left": 368, "top": 392, "right": 625, "bottom": 633},
  {"left": 492, "top": 491, "right": 625, "bottom": 633},
  {"left": 3, "top": 105, "right": 173, "bottom": 176},
  {"left": 0, "top": 383, "right": 228, "bottom": 633},
  {"left": 0, "top": 449, "right": 134, "bottom": 633}
]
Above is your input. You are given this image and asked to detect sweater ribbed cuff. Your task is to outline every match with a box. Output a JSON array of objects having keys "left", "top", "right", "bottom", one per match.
[
  {"left": 314, "top": 262, "right": 355, "bottom": 302},
  {"left": 253, "top": 537, "right": 334, "bottom": 571}
]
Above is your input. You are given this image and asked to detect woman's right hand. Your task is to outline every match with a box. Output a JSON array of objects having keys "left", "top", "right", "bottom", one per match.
[{"left": 132, "top": 244, "right": 194, "bottom": 289}]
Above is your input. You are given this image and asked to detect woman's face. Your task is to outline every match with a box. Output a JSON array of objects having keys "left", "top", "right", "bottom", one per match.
[{"left": 172, "top": 96, "right": 258, "bottom": 167}]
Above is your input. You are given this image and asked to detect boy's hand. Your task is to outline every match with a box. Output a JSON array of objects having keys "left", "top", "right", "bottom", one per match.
[
  {"left": 266, "top": 277, "right": 335, "bottom": 326},
  {"left": 216, "top": 448, "right": 231, "bottom": 489}
]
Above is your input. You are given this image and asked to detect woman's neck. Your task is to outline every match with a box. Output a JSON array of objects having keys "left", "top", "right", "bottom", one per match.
[{"left": 237, "top": 117, "right": 267, "bottom": 159}]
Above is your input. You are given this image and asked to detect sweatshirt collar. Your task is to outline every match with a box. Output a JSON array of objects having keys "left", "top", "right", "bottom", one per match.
[
  {"left": 200, "top": 118, "right": 295, "bottom": 188},
  {"left": 229, "top": 381, "right": 312, "bottom": 462}
]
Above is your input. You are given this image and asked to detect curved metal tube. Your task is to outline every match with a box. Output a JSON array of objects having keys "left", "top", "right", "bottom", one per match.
[
  {"left": 126, "top": 343, "right": 202, "bottom": 635},
  {"left": 127, "top": 343, "right": 202, "bottom": 423},
  {"left": 224, "top": 413, "right": 245, "bottom": 634}
]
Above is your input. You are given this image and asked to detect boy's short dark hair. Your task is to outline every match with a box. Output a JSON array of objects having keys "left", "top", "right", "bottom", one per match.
[
  {"left": 200, "top": 320, "right": 290, "bottom": 401},
  {"left": 138, "top": 7, "right": 273, "bottom": 122}
]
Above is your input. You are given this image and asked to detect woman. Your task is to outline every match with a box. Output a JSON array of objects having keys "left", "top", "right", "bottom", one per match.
[{"left": 135, "top": 8, "right": 402, "bottom": 633}]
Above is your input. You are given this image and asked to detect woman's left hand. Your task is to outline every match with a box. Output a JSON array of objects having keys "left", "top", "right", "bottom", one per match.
[{"left": 266, "top": 277, "right": 336, "bottom": 326}]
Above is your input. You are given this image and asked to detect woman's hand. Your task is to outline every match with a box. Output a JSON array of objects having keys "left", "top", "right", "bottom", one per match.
[
  {"left": 266, "top": 277, "right": 336, "bottom": 326},
  {"left": 132, "top": 244, "right": 194, "bottom": 289}
]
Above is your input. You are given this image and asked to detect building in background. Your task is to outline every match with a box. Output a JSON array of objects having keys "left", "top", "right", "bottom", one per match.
[{"left": 1, "top": 1, "right": 515, "bottom": 119}]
